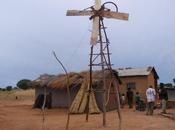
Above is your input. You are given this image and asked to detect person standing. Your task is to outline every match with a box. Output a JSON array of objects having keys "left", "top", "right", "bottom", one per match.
[
  {"left": 135, "top": 92, "right": 141, "bottom": 110},
  {"left": 126, "top": 88, "right": 134, "bottom": 108},
  {"left": 159, "top": 84, "right": 168, "bottom": 114},
  {"left": 121, "top": 93, "right": 125, "bottom": 108},
  {"left": 146, "top": 85, "right": 156, "bottom": 115}
]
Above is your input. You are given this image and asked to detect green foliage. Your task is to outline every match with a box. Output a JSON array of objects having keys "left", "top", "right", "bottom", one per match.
[
  {"left": 17, "top": 79, "right": 31, "bottom": 90},
  {"left": 6, "top": 86, "right": 12, "bottom": 91},
  {"left": 13, "top": 87, "right": 18, "bottom": 90},
  {"left": 159, "top": 82, "right": 174, "bottom": 88},
  {"left": 0, "top": 88, "right": 6, "bottom": 91},
  {"left": 159, "top": 83, "right": 164, "bottom": 88},
  {"left": 173, "top": 78, "right": 175, "bottom": 84},
  {"left": 164, "top": 83, "right": 173, "bottom": 88}
]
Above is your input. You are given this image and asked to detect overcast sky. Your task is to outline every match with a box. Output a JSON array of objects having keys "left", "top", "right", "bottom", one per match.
[{"left": 0, "top": 0, "right": 175, "bottom": 87}]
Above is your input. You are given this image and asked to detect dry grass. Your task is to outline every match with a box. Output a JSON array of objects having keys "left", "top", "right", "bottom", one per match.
[
  {"left": 0, "top": 89, "right": 35, "bottom": 101},
  {"left": 47, "top": 72, "right": 83, "bottom": 89}
]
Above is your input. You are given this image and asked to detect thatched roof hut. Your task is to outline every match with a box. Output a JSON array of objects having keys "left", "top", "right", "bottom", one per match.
[{"left": 30, "top": 70, "right": 121, "bottom": 113}]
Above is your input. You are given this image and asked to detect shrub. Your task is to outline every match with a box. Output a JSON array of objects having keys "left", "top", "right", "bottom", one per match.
[
  {"left": 6, "top": 86, "right": 12, "bottom": 91},
  {"left": 17, "top": 79, "right": 31, "bottom": 90}
]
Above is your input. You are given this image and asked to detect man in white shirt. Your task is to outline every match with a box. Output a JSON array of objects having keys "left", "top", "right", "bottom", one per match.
[{"left": 146, "top": 85, "right": 156, "bottom": 115}]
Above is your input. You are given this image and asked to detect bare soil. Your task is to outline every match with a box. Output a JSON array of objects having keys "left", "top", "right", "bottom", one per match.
[{"left": 0, "top": 90, "right": 175, "bottom": 130}]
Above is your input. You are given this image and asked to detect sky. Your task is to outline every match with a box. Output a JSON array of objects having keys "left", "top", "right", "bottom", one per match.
[{"left": 0, "top": 0, "right": 175, "bottom": 87}]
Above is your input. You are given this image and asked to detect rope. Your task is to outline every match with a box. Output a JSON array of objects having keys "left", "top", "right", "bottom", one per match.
[{"left": 66, "top": 24, "right": 90, "bottom": 66}]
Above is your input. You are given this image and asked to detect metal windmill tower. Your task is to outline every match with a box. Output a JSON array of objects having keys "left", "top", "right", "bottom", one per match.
[{"left": 66, "top": 0, "right": 129, "bottom": 129}]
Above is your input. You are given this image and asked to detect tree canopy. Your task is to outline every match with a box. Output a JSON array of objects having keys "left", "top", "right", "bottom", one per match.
[{"left": 17, "top": 79, "right": 31, "bottom": 90}]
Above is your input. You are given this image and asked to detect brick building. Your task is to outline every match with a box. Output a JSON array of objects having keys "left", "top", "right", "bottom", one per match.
[{"left": 117, "top": 66, "right": 159, "bottom": 101}]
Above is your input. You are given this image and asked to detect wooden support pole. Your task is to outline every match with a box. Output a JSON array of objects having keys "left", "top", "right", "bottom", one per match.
[
  {"left": 86, "top": 45, "right": 94, "bottom": 121},
  {"left": 99, "top": 19, "right": 107, "bottom": 126}
]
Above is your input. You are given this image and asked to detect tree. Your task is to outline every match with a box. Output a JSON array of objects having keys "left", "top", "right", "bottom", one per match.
[
  {"left": 173, "top": 78, "right": 175, "bottom": 84},
  {"left": 6, "top": 86, "right": 12, "bottom": 91},
  {"left": 164, "top": 83, "right": 173, "bottom": 88},
  {"left": 13, "top": 87, "right": 19, "bottom": 90},
  {"left": 159, "top": 83, "right": 164, "bottom": 88},
  {"left": 17, "top": 79, "right": 31, "bottom": 90}
]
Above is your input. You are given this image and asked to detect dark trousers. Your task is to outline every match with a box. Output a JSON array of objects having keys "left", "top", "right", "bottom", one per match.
[
  {"left": 146, "top": 102, "right": 154, "bottom": 115},
  {"left": 128, "top": 100, "right": 133, "bottom": 108}
]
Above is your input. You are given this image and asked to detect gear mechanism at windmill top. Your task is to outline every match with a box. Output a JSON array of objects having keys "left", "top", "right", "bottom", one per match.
[{"left": 66, "top": 0, "right": 129, "bottom": 129}]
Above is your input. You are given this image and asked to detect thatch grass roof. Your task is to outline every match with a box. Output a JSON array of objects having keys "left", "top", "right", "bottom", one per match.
[
  {"left": 30, "top": 72, "right": 83, "bottom": 89},
  {"left": 30, "top": 69, "right": 121, "bottom": 89},
  {"left": 47, "top": 72, "right": 83, "bottom": 89}
]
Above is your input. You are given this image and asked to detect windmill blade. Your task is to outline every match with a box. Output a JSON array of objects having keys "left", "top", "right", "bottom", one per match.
[
  {"left": 90, "top": 0, "right": 101, "bottom": 45},
  {"left": 66, "top": 10, "right": 93, "bottom": 16},
  {"left": 94, "top": 0, "right": 101, "bottom": 9},
  {"left": 90, "top": 17, "right": 99, "bottom": 45},
  {"left": 102, "top": 11, "right": 129, "bottom": 21}
]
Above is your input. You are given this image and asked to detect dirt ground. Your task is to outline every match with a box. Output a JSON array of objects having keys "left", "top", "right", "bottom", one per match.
[{"left": 0, "top": 90, "right": 175, "bottom": 130}]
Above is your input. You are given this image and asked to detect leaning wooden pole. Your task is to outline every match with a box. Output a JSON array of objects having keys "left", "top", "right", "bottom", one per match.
[
  {"left": 53, "top": 51, "right": 71, "bottom": 130},
  {"left": 42, "top": 85, "right": 47, "bottom": 130},
  {"left": 113, "top": 79, "right": 122, "bottom": 130},
  {"left": 101, "top": 19, "right": 122, "bottom": 129},
  {"left": 99, "top": 18, "right": 107, "bottom": 126},
  {"left": 86, "top": 45, "right": 94, "bottom": 121}
]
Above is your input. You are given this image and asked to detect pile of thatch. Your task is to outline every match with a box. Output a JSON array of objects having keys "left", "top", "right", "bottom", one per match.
[{"left": 70, "top": 78, "right": 101, "bottom": 114}]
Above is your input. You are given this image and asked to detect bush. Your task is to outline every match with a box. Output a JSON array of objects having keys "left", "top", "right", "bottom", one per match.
[
  {"left": 17, "top": 79, "right": 31, "bottom": 90},
  {"left": 13, "top": 87, "right": 19, "bottom": 90},
  {"left": 6, "top": 86, "right": 12, "bottom": 91}
]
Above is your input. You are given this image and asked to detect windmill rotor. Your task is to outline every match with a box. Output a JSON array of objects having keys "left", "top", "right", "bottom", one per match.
[{"left": 66, "top": 1, "right": 129, "bottom": 45}]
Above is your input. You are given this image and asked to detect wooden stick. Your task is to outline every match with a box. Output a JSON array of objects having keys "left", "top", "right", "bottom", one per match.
[
  {"left": 42, "top": 85, "right": 47, "bottom": 130},
  {"left": 86, "top": 45, "right": 94, "bottom": 121},
  {"left": 113, "top": 79, "right": 122, "bottom": 130},
  {"left": 53, "top": 51, "right": 71, "bottom": 130}
]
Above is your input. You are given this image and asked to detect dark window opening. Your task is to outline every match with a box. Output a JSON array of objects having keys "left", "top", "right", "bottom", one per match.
[{"left": 127, "top": 82, "right": 136, "bottom": 89}]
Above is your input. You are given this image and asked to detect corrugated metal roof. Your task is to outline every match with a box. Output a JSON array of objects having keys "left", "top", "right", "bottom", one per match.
[{"left": 116, "top": 67, "right": 153, "bottom": 77}]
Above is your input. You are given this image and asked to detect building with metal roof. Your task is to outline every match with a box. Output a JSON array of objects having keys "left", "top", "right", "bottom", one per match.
[{"left": 118, "top": 66, "right": 159, "bottom": 101}]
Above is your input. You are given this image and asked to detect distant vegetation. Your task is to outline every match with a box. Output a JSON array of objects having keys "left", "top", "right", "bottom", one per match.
[
  {"left": 6, "top": 86, "right": 13, "bottom": 91},
  {"left": 16, "top": 79, "right": 31, "bottom": 90},
  {"left": 0, "top": 86, "right": 18, "bottom": 91},
  {"left": 159, "top": 82, "right": 175, "bottom": 88},
  {"left": 0, "top": 79, "right": 31, "bottom": 91}
]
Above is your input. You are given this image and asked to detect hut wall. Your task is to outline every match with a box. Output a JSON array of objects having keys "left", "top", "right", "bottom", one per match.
[
  {"left": 94, "top": 82, "right": 118, "bottom": 112},
  {"left": 147, "top": 71, "right": 157, "bottom": 89},
  {"left": 35, "top": 86, "right": 80, "bottom": 107},
  {"left": 119, "top": 76, "right": 148, "bottom": 101},
  {"left": 106, "top": 92, "right": 117, "bottom": 111},
  {"left": 95, "top": 91, "right": 118, "bottom": 111},
  {"left": 167, "top": 89, "right": 175, "bottom": 108},
  {"left": 167, "top": 89, "right": 175, "bottom": 101},
  {"left": 94, "top": 92, "right": 104, "bottom": 111},
  {"left": 119, "top": 72, "right": 158, "bottom": 102}
]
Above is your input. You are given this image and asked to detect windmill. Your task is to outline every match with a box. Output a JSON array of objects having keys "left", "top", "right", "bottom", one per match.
[{"left": 66, "top": 0, "right": 129, "bottom": 129}]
